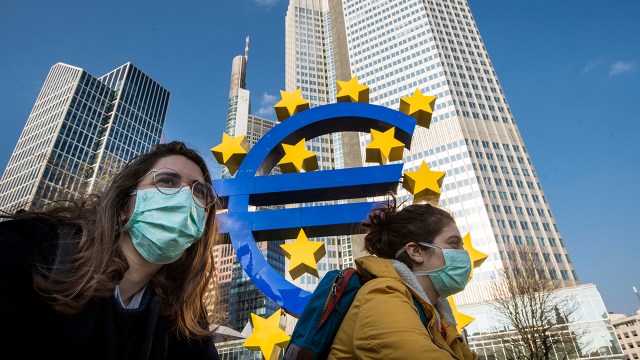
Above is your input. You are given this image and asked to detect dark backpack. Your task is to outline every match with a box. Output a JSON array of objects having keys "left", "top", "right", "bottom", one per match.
[{"left": 283, "top": 268, "right": 428, "bottom": 360}]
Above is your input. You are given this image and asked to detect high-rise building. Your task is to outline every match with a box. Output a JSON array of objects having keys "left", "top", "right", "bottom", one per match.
[
  {"left": 214, "top": 41, "right": 285, "bottom": 332},
  {"left": 284, "top": 0, "right": 623, "bottom": 358},
  {"left": 0, "top": 62, "right": 169, "bottom": 213},
  {"left": 286, "top": 0, "right": 576, "bottom": 300}
]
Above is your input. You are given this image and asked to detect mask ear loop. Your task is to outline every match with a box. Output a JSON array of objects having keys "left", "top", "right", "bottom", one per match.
[
  {"left": 394, "top": 246, "right": 408, "bottom": 259},
  {"left": 394, "top": 241, "right": 441, "bottom": 259}
]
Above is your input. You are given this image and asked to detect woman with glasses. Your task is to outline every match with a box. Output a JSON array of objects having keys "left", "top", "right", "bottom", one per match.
[
  {"left": 329, "top": 195, "right": 478, "bottom": 360},
  {"left": 0, "top": 141, "right": 222, "bottom": 359}
]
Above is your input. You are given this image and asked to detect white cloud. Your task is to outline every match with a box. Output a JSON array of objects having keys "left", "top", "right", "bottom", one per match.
[
  {"left": 609, "top": 60, "right": 636, "bottom": 76},
  {"left": 582, "top": 57, "right": 603, "bottom": 72},
  {"left": 261, "top": 92, "right": 277, "bottom": 105},
  {"left": 256, "top": 106, "right": 275, "bottom": 117},
  {"left": 254, "top": 92, "right": 278, "bottom": 118},
  {"left": 254, "top": 0, "right": 279, "bottom": 7}
]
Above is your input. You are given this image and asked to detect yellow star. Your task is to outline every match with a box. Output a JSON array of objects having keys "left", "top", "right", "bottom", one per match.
[
  {"left": 280, "top": 229, "right": 326, "bottom": 280},
  {"left": 242, "top": 309, "right": 290, "bottom": 360},
  {"left": 402, "top": 161, "right": 446, "bottom": 204},
  {"left": 448, "top": 297, "right": 475, "bottom": 333},
  {"left": 399, "top": 89, "right": 437, "bottom": 128},
  {"left": 463, "top": 232, "right": 488, "bottom": 281},
  {"left": 364, "top": 128, "right": 405, "bottom": 165},
  {"left": 336, "top": 75, "right": 369, "bottom": 103},
  {"left": 274, "top": 88, "right": 310, "bottom": 122},
  {"left": 210, "top": 133, "right": 248, "bottom": 176},
  {"left": 278, "top": 138, "right": 319, "bottom": 173}
]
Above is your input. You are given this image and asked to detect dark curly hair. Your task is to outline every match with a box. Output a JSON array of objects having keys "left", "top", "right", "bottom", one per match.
[{"left": 362, "top": 193, "right": 455, "bottom": 269}]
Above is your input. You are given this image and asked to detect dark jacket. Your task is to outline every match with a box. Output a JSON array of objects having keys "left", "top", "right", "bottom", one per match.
[{"left": 0, "top": 216, "right": 220, "bottom": 360}]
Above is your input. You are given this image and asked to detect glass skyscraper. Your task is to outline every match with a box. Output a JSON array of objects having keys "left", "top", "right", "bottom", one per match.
[{"left": 0, "top": 62, "right": 169, "bottom": 213}]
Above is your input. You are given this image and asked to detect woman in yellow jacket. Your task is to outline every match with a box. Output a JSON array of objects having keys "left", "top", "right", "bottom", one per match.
[{"left": 329, "top": 198, "right": 478, "bottom": 360}]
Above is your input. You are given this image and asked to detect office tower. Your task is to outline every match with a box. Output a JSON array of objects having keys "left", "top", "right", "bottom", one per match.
[
  {"left": 0, "top": 62, "right": 169, "bottom": 213},
  {"left": 287, "top": 0, "right": 577, "bottom": 298},
  {"left": 215, "top": 41, "right": 285, "bottom": 332},
  {"left": 284, "top": 1, "right": 625, "bottom": 358}
]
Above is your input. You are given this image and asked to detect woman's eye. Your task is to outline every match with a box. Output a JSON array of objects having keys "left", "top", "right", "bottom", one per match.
[{"left": 156, "top": 175, "right": 180, "bottom": 187}]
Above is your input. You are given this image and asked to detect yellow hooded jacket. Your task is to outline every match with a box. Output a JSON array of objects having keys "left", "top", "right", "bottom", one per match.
[{"left": 328, "top": 256, "right": 478, "bottom": 360}]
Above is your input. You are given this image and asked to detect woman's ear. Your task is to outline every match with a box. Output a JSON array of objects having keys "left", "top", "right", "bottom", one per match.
[
  {"left": 120, "top": 195, "right": 136, "bottom": 226},
  {"left": 405, "top": 242, "right": 425, "bottom": 265},
  {"left": 119, "top": 213, "right": 127, "bottom": 226}
]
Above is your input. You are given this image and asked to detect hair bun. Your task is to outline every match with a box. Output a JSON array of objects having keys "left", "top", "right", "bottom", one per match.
[{"left": 362, "top": 194, "right": 398, "bottom": 258}]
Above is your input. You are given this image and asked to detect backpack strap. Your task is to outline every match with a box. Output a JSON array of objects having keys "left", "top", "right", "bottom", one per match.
[
  {"left": 412, "top": 296, "right": 429, "bottom": 329},
  {"left": 318, "top": 268, "right": 359, "bottom": 328}
]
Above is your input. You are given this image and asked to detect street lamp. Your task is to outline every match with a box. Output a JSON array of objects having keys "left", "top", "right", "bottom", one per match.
[{"left": 634, "top": 286, "right": 640, "bottom": 305}]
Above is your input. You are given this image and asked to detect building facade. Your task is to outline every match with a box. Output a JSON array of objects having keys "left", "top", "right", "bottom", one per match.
[
  {"left": 285, "top": 0, "right": 579, "bottom": 302},
  {"left": 0, "top": 62, "right": 169, "bottom": 213},
  {"left": 610, "top": 310, "right": 640, "bottom": 360},
  {"left": 281, "top": 0, "right": 623, "bottom": 358}
]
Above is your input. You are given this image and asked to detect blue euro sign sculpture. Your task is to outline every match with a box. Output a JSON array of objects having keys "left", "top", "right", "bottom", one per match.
[{"left": 213, "top": 102, "right": 417, "bottom": 316}]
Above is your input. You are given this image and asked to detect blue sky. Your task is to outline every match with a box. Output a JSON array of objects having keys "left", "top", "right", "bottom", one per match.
[{"left": 0, "top": 0, "right": 638, "bottom": 315}]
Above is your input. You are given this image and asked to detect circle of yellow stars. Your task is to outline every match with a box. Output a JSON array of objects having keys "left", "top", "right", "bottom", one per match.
[{"left": 211, "top": 76, "right": 490, "bottom": 358}]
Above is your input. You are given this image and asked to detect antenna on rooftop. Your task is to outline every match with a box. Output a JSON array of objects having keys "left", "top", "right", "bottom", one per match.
[{"left": 245, "top": 36, "right": 250, "bottom": 63}]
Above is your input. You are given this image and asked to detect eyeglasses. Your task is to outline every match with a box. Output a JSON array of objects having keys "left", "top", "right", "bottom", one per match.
[{"left": 142, "top": 167, "right": 216, "bottom": 209}]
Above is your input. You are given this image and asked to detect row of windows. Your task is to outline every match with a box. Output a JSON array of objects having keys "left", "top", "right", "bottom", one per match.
[
  {"left": 2, "top": 136, "right": 53, "bottom": 182},
  {"left": 481, "top": 180, "right": 547, "bottom": 204},
  {"left": 489, "top": 203, "right": 553, "bottom": 218},
  {"left": 492, "top": 217, "right": 558, "bottom": 234},
  {"left": 12, "top": 108, "right": 63, "bottom": 156},
  {"left": 37, "top": 65, "right": 82, "bottom": 102}
]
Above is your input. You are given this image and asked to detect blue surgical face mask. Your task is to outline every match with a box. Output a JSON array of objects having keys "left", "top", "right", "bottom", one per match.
[
  {"left": 396, "top": 242, "right": 472, "bottom": 298},
  {"left": 123, "top": 187, "right": 207, "bottom": 264}
]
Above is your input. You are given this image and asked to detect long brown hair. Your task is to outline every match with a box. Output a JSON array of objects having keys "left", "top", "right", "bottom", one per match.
[
  {"left": 6, "top": 141, "right": 220, "bottom": 339},
  {"left": 362, "top": 193, "right": 455, "bottom": 269}
]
